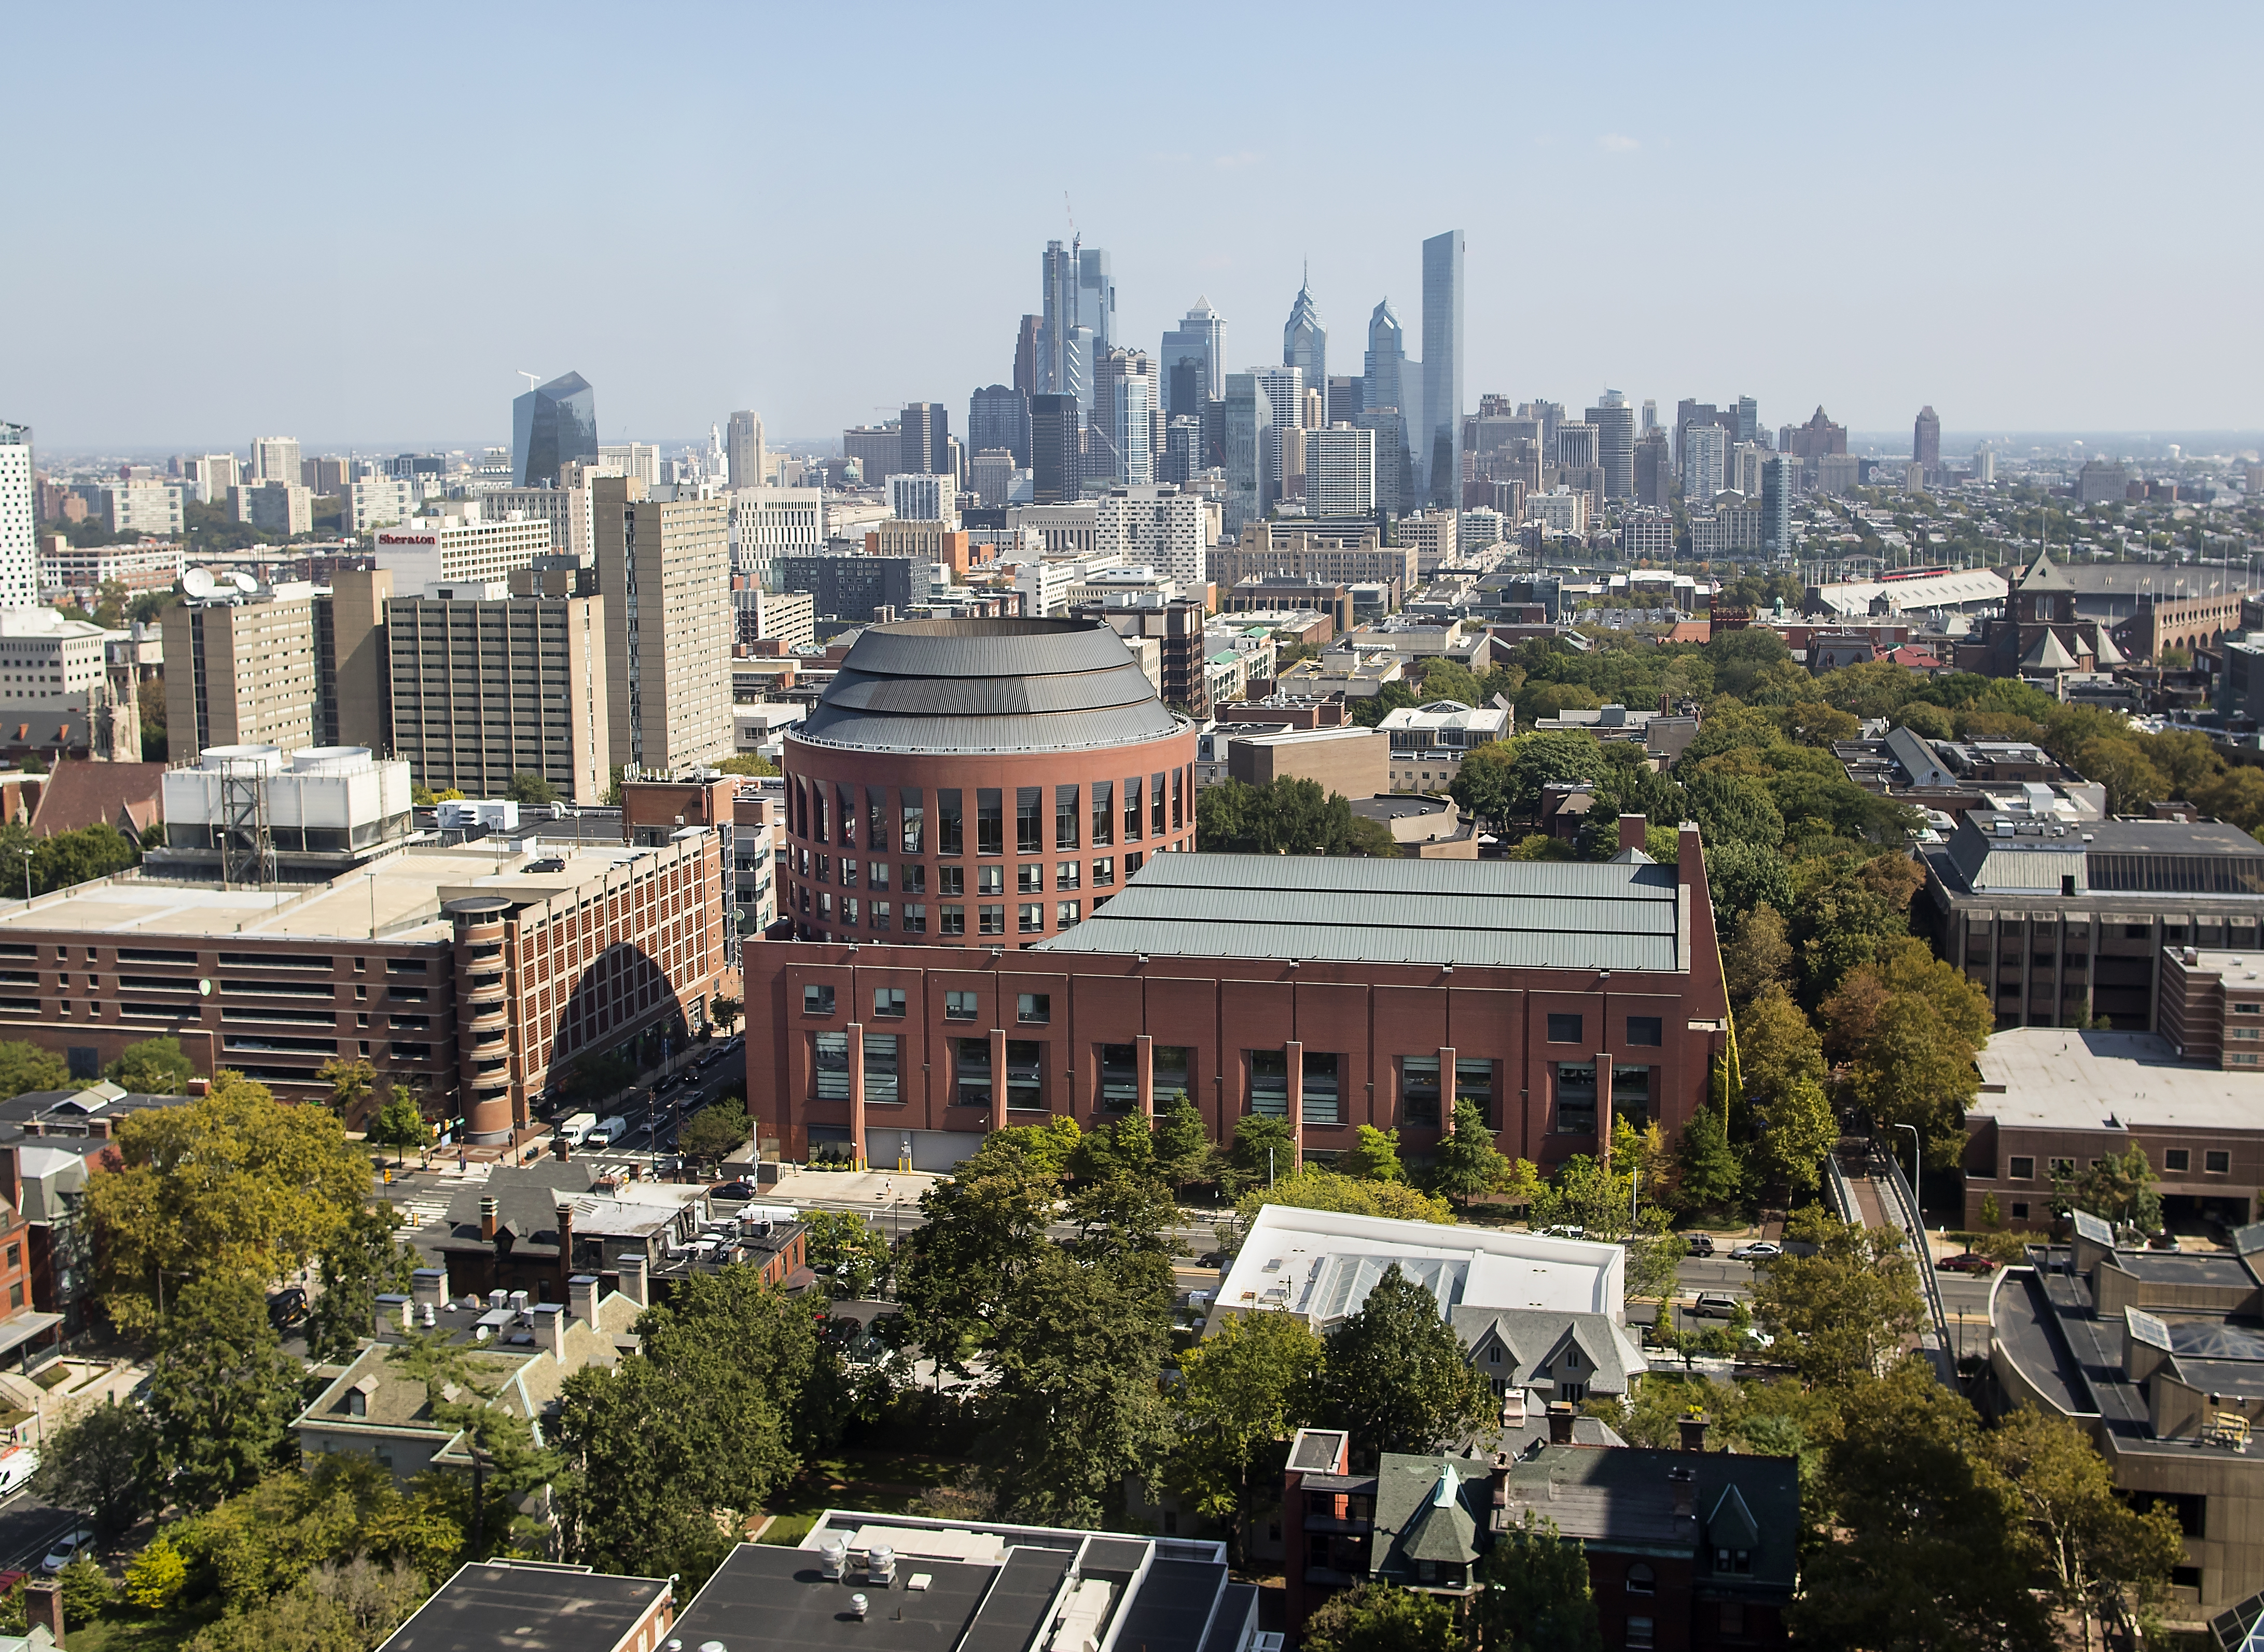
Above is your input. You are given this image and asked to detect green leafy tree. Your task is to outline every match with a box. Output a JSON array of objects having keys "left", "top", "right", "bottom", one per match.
[
  {"left": 1313, "top": 1264, "right": 1491, "bottom": 1461},
  {"left": 27, "top": 822, "right": 141, "bottom": 893},
  {"left": 1751, "top": 1206, "right": 1925, "bottom": 1388},
  {"left": 1301, "top": 1581, "right": 1460, "bottom": 1652},
  {"left": 803, "top": 1209, "right": 890, "bottom": 1299},
  {"left": 1703, "top": 840, "right": 1794, "bottom": 925},
  {"left": 86, "top": 1071, "right": 372, "bottom": 1335},
  {"left": 0, "top": 1040, "right": 68, "bottom": 1100},
  {"left": 1468, "top": 1510, "right": 1605, "bottom": 1652},
  {"left": 894, "top": 1144, "right": 1058, "bottom": 1381},
  {"left": 678, "top": 1103, "right": 751, "bottom": 1168},
  {"left": 1430, "top": 1096, "right": 1507, "bottom": 1210},
  {"left": 716, "top": 753, "right": 779, "bottom": 777},
  {"left": 1674, "top": 1103, "right": 1743, "bottom": 1215},
  {"left": 123, "top": 1530, "right": 187, "bottom": 1611},
  {"left": 1227, "top": 1111, "right": 1296, "bottom": 1187},
  {"left": 32, "top": 1399, "right": 158, "bottom": 1538},
  {"left": 1448, "top": 741, "right": 1517, "bottom": 826},
  {"left": 1169, "top": 1309, "right": 1324, "bottom": 1565},
  {"left": 1794, "top": 1361, "right": 2055, "bottom": 1651},
  {"left": 305, "top": 1201, "right": 419, "bottom": 1367},
  {"left": 1820, "top": 936, "right": 1993, "bottom": 1160},
  {"left": 506, "top": 770, "right": 559, "bottom": 806},
  {"left": 57, "top": 1552, "right": 113, "bottom": 1627},
  {"left": 1194, "top": 776, "right": 1391, "bottom": 856},
  {"left": 2052, "top": 1140, "right": 2162, "bottom": 1236},
  {"left": 107, "top": 1034, "right": 197, "bottom": 1094},
  {"left": 146, "top": 1274, "right": 301, "bottom": 1508},
  {"left": 1234, "top": 1168, "right": 1453, "bottom": 1231},
  {"left": 1503, "top": 730, "right": 1608, "bottom": 818},
  {"left": 1152, "top": 1092, "right": 1211, "bottom": 1193},
  {"left": 1338, "top": 1123, "right": 1406, "bottom": 1182},
  {"left": 709, "top": 993, "right": 743, "bottom": 1033},
  {"left": 1755, "top": 1075, "right": 1837, "bottom": 1199},
  {"left": 365, "top": 1086, "right": 431, "bottom": 1156},
  {"left": 1685, "top": 768, "right": 1785, "bottom": 852},
  {"left": 1988, "top": 1405, "right": 2184, "bottom": 1641},
  {"left": 316, "top": 1055, "right": 376, "bottom": 1121},
  {"left": 1067, "top": 1112, "right": 1157, "bottom": 1183}
]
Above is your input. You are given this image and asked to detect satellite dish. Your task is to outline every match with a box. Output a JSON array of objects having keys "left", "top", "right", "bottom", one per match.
[
  {"left": 228, "top": 572, "right": 257, "bottom": 593},
  {"left": 180, "top": 567, "right": 215, "bottom": 599}
]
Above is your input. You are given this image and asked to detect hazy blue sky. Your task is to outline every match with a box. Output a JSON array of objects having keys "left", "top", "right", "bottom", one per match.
[{"left": 10, "top": 2, "right": 2259, "bottom": 453}]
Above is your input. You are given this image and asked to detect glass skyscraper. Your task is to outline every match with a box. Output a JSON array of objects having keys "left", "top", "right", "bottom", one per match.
[
  {"left": 1223, "top": 373, "right": 1275, "bottom": 538},
  {"left": 512, "top": 371, "right": 598, "bottom": 488},
  {"left": 1161, "top": 298, "right": 1227, "bottom": 417},
  {"left": 1587, "top": 390, "right": 1635, "bottom": 501},
  {"left": 1282, "top": 273, "right": 1325, "bottom": 392},
  {"left": 968, "top": 385, "right": 1032, "bottom": 468},
  {"left": 1363, "top": 301, "right": 1415, "bottom": 516},
  {"left": 1420, "top": 230, "right": 1464, "bottom": 508},
  {"left": 1761, "top": 455, "right": 1795, "bottom": 555},
  {"left": 1078, "top": 247, "right": 1115, "bottom": 354}
]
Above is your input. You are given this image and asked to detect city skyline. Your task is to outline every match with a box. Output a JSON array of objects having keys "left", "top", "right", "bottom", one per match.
[{"left": 6, "top": 4, "right": 2261, "bottom": 449}]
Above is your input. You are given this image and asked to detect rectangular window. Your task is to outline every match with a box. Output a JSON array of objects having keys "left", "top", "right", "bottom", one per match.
[
  {"left": 939, "top": 866, "right": 963, "bottom": 896},
  {"left": 1402, "top": 1056, "right": 1441, "bottom": 1127},
  {"left": 864, "top": 1034, "right": 899, "bottom": 1104},
  {"left": 1126, "top": 852, "right": 1143, "bottom": 877},
  {"left": 868, "top": 787, "right": 887, "bottom": 848},
  {"left": 900, "top": 864, "right": 925, "bottom": 894},
  {"left": 870, "top": 901, "right": 891, "bottom": 931},
  {"left": 813, "top": 784, "right": 829, "bottom": 844},
  {"left": 1152, "top": 773, "right": 1167, "bottom": 836},
  {"left": 937, "top": 789, "right": 963, "bottom": 855},
  {"left": 1093, "top": 857, "right": 1115, "bottom": 887},
  {"left": 1019, "top": 903, "right": 1045, "bottom": 934},
  {"left": 2163, "top": 1148, "right": 2190, "bottom": 1172},
  {"left": 1123, "top": 776, "right": 1143, "bottom": 841},
  {"left": 979, "top": 905, "right": 1006, "bottom": 936},
  {"left": 1100, "top": 1043, "right": 1137, "bottom": 1111},
  {"left": 2050, "top": 1157, "right": 2076, "bottom": 1177},
  {"left": 1547, "top": 1012, "right": 1584, "bottom": 1044},
  {"left": 2009, "top": 1156, "right": 2035, "bottom": 1180},
  {"left": 1717, "top": 1602, "right": 1744, "bottom": 1636},
  {"left": 1056, "top": 784, "right": 1080, "bottom": 850},
  {"left": 1017, "top": 864, "right": 1043, "bottom": 894},
  {"left": 977, "top": 789, "right": 1004, "bottom": 856},
  {"left": 1091, "top": 780, "right": 1114, "bottom": 846},
  {"left": 817, "top": 891, "right": 832, "bottom": 923},
  {"left": 1017, "top": 992, "right": 1050, "bottom": 1024},
  {"left": 1056, "top": 900, "right": 1080, "bottom": 927},
  {"left": 1154, "top": 1045, "right": 1190, "bottom": 1102},
  {"left": 837, "top": 783, "right": 856, "bottom": 846},
  {"left": 802, "top": 984, "right": 835, "bottom": 1017},
  {"left": 900, "top": 789, "right": 924, "bottom": 854},
  {"left": 902, "top": 904, "right": 926, "bottom": 934},
  {"left": 955, "top": 1038, "right": 992, "bottom": 1108},
  {"left": 2207, "top": 1150, "right": 2231, "bottom": 1174},
  {"left": 2012, "top": 1201, "right": 2030, "bottom": 1218},
  {"left": 1018, "top": 787, "right": 1042, "bottom": 853},
  {"left": 946, "top": 990, "right": 978, "bottom": 1020},
  {"left": 1303, "top": 1051, "right": 1341, "bottom": 1126},
  {"left": 868, "top": 862, "right": 890, "bottom": 892},
  {"left": 1553, "top": 1062, "right": 1597, "bottom": 1134},
  {"left": 1625, "top": 1015, "right": 1663, "bottom": 1048},
  {"left": 815, "top": 853, "right": 831, "bottom": 884},
  {"left": 1626, "top": 1617, "right": 1655, "bottom": 1649},
  {"left": 1249, "top": 1049, "right": 1289, "bottom": 1117},
  {"left": 842, "top": 896, "right": 860, "bottom": 926},
  {"left": 1005, "top": 1040, "right": 1044, "bottom": 1109},
  {"left": 1455, "top": 1059, "right": 1494, "bottom": 1129},
  {"left": 1172, "top": 768, "right": 1184, "bottom": 830},
  {"left": 977, "top": 865, "right": 1004, "bottom": 896},
  {"left": 872, "top": 987, "right": 906, "bottom": 1019},
  {"left": 940, "top": 904, "right": 965, "bottom": 936},
  {"left": 840, "top": 859, "right": 858, "bottom": 888},
  {"left": 1057, "top": 860, "right": 1081, "bottom": 890},
  {"left": 813, "top": 1031, "right": 849, "bottom": 1099}
]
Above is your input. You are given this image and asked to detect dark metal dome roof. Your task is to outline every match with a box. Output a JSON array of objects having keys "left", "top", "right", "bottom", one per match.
[{"left": 793, "top": 619, "right": 1185, "bottom": 755}]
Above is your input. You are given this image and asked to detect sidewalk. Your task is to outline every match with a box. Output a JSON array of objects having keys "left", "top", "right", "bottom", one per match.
[{"left": 766, "top": 1166, "right": 941, "bottom": 1206}]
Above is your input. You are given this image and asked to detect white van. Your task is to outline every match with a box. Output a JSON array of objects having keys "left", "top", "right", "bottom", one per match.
[
  {"left": 0, "top": 1446, "right": 39, "bottom": 1498},
  {"left": 585, "top": 1119, "right": 622, "bottom": 1149}
]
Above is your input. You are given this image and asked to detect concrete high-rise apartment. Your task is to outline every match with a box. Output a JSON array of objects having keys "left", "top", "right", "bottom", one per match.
[
  {"left": 1733, "top": 396, "right": 1759, "bottom": 444},
  {"left": 841, "top": 423, "right": 899, "bottom": 488},
  {"left": 729, "top": 487, "right": 824, "bottom": 574},
  {"left": 1682, "top": 424, "right": 1727, "bottom": 503},
  {"left": 1913, "top": 405, "right": 1941, "bottom": 483},
  {"left": 1731, "top": 443, "right": 1770, "bottom": 499},
  {"left": 598, "top": 445, "right": 661, "bottom": 490},
  {"left": 102, "top": 479, "right": 185, "bottom": 537},
  {"left": 887, "top": 473, "right": 957, "bottom": 526},
  {"left": 373, "top": 512, "right": 552, "bottom": 588},
  {"left": 349, "top": 476, "right": 415, "bottom": 533},
  {"left": 1761, "top": 455, "right": 1795, "bottom": 556},
  {"left": 231, "top": 481, "right": 312, "bottom": 536},
  {"left": 1633, "top": 429, "right": 1671, "bottom": 511},
  {"left": 1013, "top": 315, "right": 1041, "bottom": 397},
  {"left": 899, "top": 403, "right": 950, "bottom": 476},
  {"left": 1283, "top": 271, "right": 1325, "bottom": 391},
  {"left": 592, "top": 478, "right": 731, "bottom": 775},
  {"left": 969, "top": 450, "right": 1019, "bottom": 509},
  {"left": 1554, "top": 421, "right": 1599, "bottom": 470},
  {"left": 512, "top": 372, "right": 598, "bottom": 487},
  {"left": 1161, "top": 298, "right": 1227, "bottom": 417},
  {"left": 1161, "top": 418, "right": 1202, "bottom": 487},
  {"left": 1094, "top": 351, "right": 1158, "bottom": 486},
  {"left": 1973, "top": 444, "right": 1997, "bottom": 485},
  {"left": 162, "top": 569, "right": 392, "bottom": 760},
  {"left": 304, "top": 455, "right": 351, "bottom": 494},
  {"left": 1419, "top": 230, "right": 1464, "bottom": 507},
  {"left": 478, "top": 488, "right": 576, "bottom": 555},
  {"left": 1641, "top": 399, "right": 1659, "bottom": 434},
  {"left": 249, "top": 436, "right": 302, "bottom": 484},
  {"left": 968, "top": 384, "right": 1031, "bottom": 468},
  {"left": 1095, "top": 485, "right": 1207, "bottom": 590},
  {"left": 1306, "top": 424, "right": 1377, "bottom": 520},
  {"left": 1031, "top": 395, "right": 1081, "bottom": 505},
  {"left": 726, "top": 411, "right": 766, "bottom": 488},
  {"left": 1586, "top": 390, "right": 1635, "bottom": 501},
  {"left": 0, "top": 425, "right": 38, "bottom": 611},
  {"left": 386, "top": 572, "right": 612, "bottom": 804},
  {"left": 1223, "top": 372, "right": 1276, "bottom": 539},
  {"left": 182, "top": 453, "right": 240, "bottom": 505}
]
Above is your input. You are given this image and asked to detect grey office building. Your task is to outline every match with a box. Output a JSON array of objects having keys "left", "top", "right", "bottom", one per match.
[
  {"left": 969, "top": 385, "right": 1032, "bottom": 468},
  {"left": 1587, "top": 390, "right": 1635, "bottom": 501},
  {"left": 1283, "top": 274, "right": 1325, "bottom": 391},
  {"left": 766, "top": 554, "right": 932, "bottom": 623},
  {"left": 1420, "top": 231, "right": 1464, "bottom": 507},
  {"left": 900, "top": 403, "right": 951, "bottom": 476},
  {"left": 1224, "top": 373, "right": 1276, "bottom": 538},
  {"left": 1161, "top": 298, "right": 1227, "bottom": 417},
  {"left": 511, "top": 371, "right": 598, "bottom": 488},
  {"left": 1031, "top": 394, "right": 1081, "bottom": 505}
]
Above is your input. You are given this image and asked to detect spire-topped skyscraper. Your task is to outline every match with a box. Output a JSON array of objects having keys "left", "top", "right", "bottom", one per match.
[{"left": 1283, "top": 265, "right": 1326, "bottom": 393}]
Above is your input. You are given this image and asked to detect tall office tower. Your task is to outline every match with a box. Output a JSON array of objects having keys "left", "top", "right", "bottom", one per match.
[
  {"left": 1013, "top": 315, "right": 1042, "bottom": 397},
  {"left": 968, "top": 384, "right": 1032, "bottom": 468},
  {"left": 1161, "top": 417, "right": 1202, "bottom": 485},
  {"left": 1641, "top": 399, "right": 1659, "bottom": 434},
  {"left": 591, "top": 477, "right": 731, "bottom": 774},
  {"left": 1040, "top": 241, "right": 1077, "bottom": 395},
  {"left": 1078, "top": 247, "right": 1115, "bottom": 354},
  {"left": 1283, "top": 271, "right": 1325, "bottom": 390},
  {"left": 1327, "top": 375, "right": 1364, "bottom": 427},
  {"left": 1682, "top": 424, "right": 1727, "bottom": 503},
  {"left": 1031, "top": 395, "right": 1081, "bottom": 504},
  {"left": 1587, "top": 390, "right": 1635, "bottom": 501},
  {"left": 0, "top": 424, "right": 34, "bottom": 609},
  {"left": 1420, "top": 230, "right": 1464, "bottom": 507},
  {"left": 1306, "top": 425, "right": 1377, "bottom": 520},
  {"left": 1161, "top": 298, "right": 1227, "bottom": 416},
  {"left": 841, "top": 423, "right": 899, "bottom": 488},
  {"left": 1734, "top": 396, "right": 1759, "bottom": 444},
  {"left": 248, "top": 436, "right": 301, "bottom": 484},
  {"left": 1223, "top": 373, "right": 1276, "bottom": 538},
  {"left": 968, "top": 450, "right": 1019, "bottom": 508},
  {"left": 1254, "top": 366, "right": 1304, "bottom": 433},
  {"left": 1555, "top": 422, "right": 1600, "bottom": 470},
  {"left": 513, "top": 372, "right": 599, "bottom": 487},
  {"left": 1633, "top": 429, "right": 1672, "bottom": 511},
  {"left": 1760, "top": 455, "right": 1795, "bottom": 556},
  {"left": 1913, "top": 405, "right": 1942, "bottom": 483},
  {"left": 1094, "top": 350, "right": 1158, "bottom": 486},
  {"left": 1363, "top": 298, "right": 1412, "bottom": 488},
  {"left": 900, "top": 403, "right": 951, "bottom": 475},
  {"left": 726, "top": 411, "right": 766, "bottom": 487}
]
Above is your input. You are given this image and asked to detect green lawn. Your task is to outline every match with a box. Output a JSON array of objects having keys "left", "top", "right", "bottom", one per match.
[
  {"left": 756, "top": 1449, "right": 976, "bottom": 1545},
  {"left": 54, "top": 1599, "right": 223, "bottom": 1652}
]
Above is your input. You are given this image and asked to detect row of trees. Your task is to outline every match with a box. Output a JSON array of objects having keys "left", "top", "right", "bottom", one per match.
[{"left": 1194, "top": 776, "right": 1400, "bottom": 856}]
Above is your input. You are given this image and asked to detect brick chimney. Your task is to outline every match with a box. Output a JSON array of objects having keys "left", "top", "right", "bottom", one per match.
[
  {"left": 1546, "top": 1401, "right": 1576, "bottom": 1446},
  {"left": 479, "top": 1195, "right": 499, "bottom": 1241},
  {"left": 1678, "top": 1412, "right": 1711, "bottom": 1453},
  {"left": 1618, "top": 813, "right": 1647, "bottom": 853},
  {"left": 555, "top": 1198, "right": 577, "bottom": 1299},
  {"left": 25, "top": 1577, "right": 63, "bottom": 1644}
]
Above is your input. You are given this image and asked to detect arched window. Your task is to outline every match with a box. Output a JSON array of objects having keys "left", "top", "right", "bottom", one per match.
[{"left": 1626, "top": 1563, "right": 1656, "bottom": 1595}]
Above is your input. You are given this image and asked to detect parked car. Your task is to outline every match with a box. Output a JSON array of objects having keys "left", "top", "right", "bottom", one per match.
[
  {"left": 1679, "top": 1232, "right": 1716, "bottom": 1257},
  {"left": 40, "top": 1530, "right": 92, "bottom": 1575},
  {"left": 1937, "top": 1251, "right": 1999, "bottom": 1274},
  {"left": 0, "top": 1448, "right": 38, "bottom": 1498},
  {"left": 1196, "top": 1251, "right": 1228, "bottom": 1270},
  {"left": 267, "top": 1287, "right": 309, "bottom": 1330},
  {"left": 710, "top": 1179, "right": 760, "bottom": 1202},
  {"left": 1537, "top": 1225, "right": 1587, "bottom": 1241},
  {"left": 1689, "top": 1293, "right": 1743, "bottom": 1320},
  {"left": 1729, "top": 1241, "right": 1782, "bottom": 1262}
]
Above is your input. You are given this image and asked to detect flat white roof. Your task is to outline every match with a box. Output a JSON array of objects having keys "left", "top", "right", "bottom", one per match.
[
  {"left": 1207, "top": 1204, "right": 1623, "bottom": 1335},
  {"left": 1971, "top": 1028, "right": 2264, "bottom": 1133}
]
